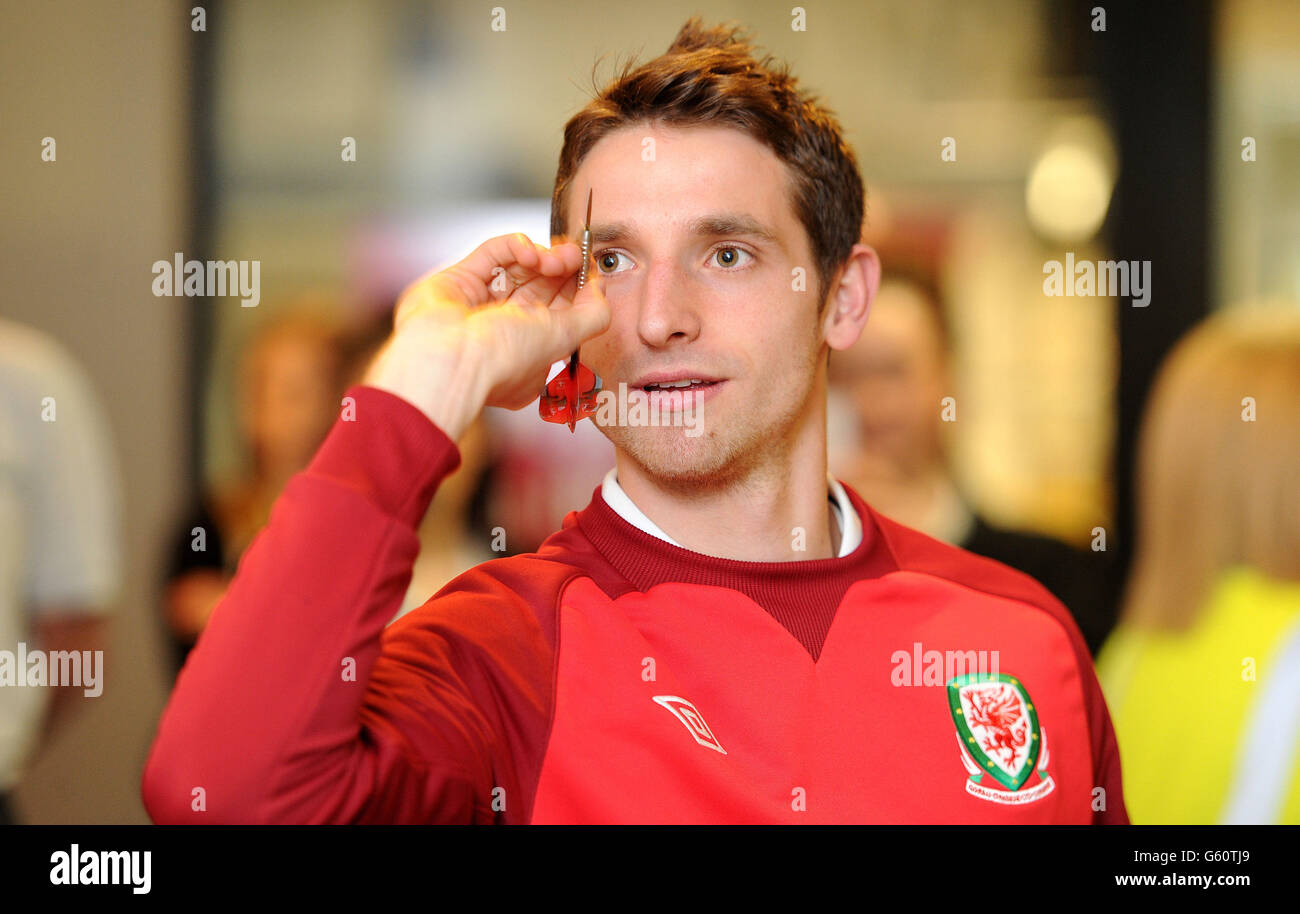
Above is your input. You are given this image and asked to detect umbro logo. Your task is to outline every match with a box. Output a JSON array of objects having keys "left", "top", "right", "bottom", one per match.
[{"left": 653, "top": 695, "right": 726, "bottom": 754}]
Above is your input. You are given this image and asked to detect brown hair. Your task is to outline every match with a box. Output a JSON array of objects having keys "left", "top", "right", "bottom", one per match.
[
  {"left": 550, "top": 17, "right": 865, "bottom": 306},
  {"left": 1122, "top": 307, "right": 1300, "bottom": 630}
]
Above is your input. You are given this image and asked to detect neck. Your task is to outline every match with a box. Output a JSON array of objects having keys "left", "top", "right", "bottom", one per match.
[{"left": 614, "top": 394, "right": 834, "bottom": 561}]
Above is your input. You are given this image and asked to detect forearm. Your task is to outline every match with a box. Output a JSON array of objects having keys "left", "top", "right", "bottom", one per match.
[
  {"left": 142, "top": 386, "right": 462, "bottom": 823},
  {"left": 362, "top": 324, "right": 489, "bottom": 441},
  {"left": 30, "top": 615, "right": 108, "bottom": 743},
  {"left": 163, "top": 570, "right": 227, "bottom": 642}
]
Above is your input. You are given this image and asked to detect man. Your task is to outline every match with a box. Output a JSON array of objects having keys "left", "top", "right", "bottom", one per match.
[
  {"left": 830, "top": 269, "right": 1122, "bottom": 655},
  {"left": 0, "top": 318, "right": 120, "bottom": 824},
  {"left": 143, "top": 18, "right": 1126, "bottom": 823}
]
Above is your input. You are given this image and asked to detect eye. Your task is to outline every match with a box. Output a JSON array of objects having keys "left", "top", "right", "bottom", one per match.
[
  {"left": 711, "top": 245, "right": 754, "bottom": 268},
  {"left": 594, "top": 250, "right": 633, "bottom": 274}
]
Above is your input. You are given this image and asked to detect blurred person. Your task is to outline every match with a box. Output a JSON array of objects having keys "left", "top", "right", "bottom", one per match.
[
  {"left": 163, "top": 309, "right": 344, "bottom": 674},
  {"left": 480, "top": 398, "right": 615, "bottom": 556},
  {"left": 144, "top": 19, "right": 1125, "bottom": 824},
  {"left": 829, "top": 268, "right": 1120, "bottom": 654},
  {"left": 1097, "top": 308, "right": 1300, "bottom": 824},
  {"left": 0, "top": 318, "right": 122, "bottom": 824}
]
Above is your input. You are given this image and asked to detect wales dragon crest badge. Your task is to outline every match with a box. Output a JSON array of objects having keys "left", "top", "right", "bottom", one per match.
[{"left": 947, "top": 673, "right": 1055, "bottom": 805}]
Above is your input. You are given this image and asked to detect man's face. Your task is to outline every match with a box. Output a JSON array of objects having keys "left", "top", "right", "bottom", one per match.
[{"left": 562, "top": 124, "right": 828, "bottom": 487}]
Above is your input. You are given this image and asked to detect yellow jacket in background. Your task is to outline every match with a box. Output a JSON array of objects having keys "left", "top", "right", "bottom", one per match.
[{"left": 1097, "top": 566, "right": 1300, "bottom": 824}]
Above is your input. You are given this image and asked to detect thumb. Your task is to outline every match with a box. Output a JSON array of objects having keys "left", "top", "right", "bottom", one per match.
[{"left": 554, "top": 276, "right": 611, "bottom": 351}]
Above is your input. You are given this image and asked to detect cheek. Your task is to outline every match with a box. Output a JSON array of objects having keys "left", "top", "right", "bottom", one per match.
[
  {"left": 580, "top": 289, "right": 642, "bottom": 375},
  {"left": 581, "top": 327, "right": 621, "bottom": 378},
  {"left": 746, "top": 298, "right": 818, "bottom": 372}
]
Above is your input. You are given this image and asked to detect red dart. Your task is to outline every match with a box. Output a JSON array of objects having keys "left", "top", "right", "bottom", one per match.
[
  {"left": 538, "top": 362, "right": 603, "bottom": 429},
  {"left": 538, "top": 188, "right": 601, "bottom": 431}
]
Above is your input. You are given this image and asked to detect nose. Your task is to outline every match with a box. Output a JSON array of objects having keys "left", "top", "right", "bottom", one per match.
[{"left": 635, "top": 259, "right": 702, "bottom": 349}]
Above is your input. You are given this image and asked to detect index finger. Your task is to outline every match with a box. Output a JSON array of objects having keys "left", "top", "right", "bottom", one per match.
[{"left": 433, "top": 234, "right": 582, "bottom": 308}]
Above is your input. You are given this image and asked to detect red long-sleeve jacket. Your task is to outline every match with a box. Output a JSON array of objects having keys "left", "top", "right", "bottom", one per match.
[{"left": 142, "top": 385, "right": 1128, "bottom": 824}]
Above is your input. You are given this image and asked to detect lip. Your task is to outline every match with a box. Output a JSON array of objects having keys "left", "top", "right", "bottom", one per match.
[
  {"left": 627, "top": 378, "right": 726, "bottom": 413},
  {"left": 629, "top": 370, "right": 724, "bottom": 389}
]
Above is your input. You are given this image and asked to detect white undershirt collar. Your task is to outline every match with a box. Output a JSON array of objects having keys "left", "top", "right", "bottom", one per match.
[{"left": 600, "top": 467, "right": 863, "bottom": 558}]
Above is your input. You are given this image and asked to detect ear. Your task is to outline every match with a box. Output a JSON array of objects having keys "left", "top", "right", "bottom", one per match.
[{"left": 823, "top": 243, "right": 881, "bottom": 351}]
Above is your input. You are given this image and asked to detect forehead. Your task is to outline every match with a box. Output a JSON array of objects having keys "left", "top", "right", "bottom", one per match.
[{"left": 564, "top": 124, "right": 798, "bottom": 241}]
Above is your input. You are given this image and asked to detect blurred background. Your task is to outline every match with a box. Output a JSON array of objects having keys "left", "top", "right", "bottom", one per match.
[{"left": 0, "top": 0, "right": 1296, "bottom": 824}]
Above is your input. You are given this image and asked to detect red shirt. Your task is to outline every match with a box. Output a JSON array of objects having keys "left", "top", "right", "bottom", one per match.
[{"left": 142, "top": 385, "right": 1128, "bottom": 824}]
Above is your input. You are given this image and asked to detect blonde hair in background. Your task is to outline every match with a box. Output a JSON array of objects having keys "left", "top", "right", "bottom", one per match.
[{"left": 1123, "top": 305, "right": 1300, "bottom": 631}]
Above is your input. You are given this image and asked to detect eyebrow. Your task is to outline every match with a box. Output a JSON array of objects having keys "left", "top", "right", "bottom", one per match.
[{"left": 589, "top": 213, "right": 780, "bottom": 246}]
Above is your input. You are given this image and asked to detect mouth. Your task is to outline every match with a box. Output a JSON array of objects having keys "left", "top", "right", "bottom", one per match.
[
  {"left": 630, "top": 372, "right": 724, "bottom": 393},
  {"left": 625, "top": 372, "right": 726, "bottom": 416}
]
